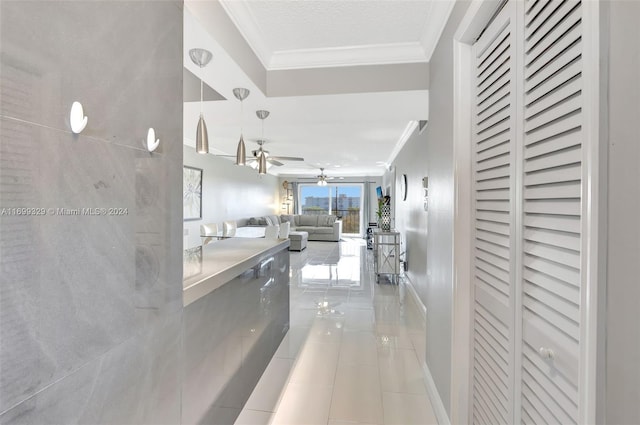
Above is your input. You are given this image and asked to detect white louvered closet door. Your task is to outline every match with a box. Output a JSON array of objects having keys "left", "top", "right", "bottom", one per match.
[
  {"left": 471, "top": 2, "right": 517, "bottom": 424},
  {"left": 520, "top": 1, "right": 584, "bottom": 423},
  {"left": 471, "top": 0, "right": 589, "bottom": 424}
]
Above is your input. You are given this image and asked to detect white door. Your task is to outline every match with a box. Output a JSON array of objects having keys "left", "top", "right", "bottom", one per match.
[
  {"left": 471, "top": 2, "right": 518, "bottom": 423},
  {"left": 470, "top": 1, "right": 591, "bottom": 423},
  {"left": 520, "top": 1, "right": 584, "bottom": 423}
]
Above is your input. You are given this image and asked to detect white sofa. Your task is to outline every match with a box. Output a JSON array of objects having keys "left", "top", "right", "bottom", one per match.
[{"left": 243, "top": 214, "right": 342, "bottom": 242}]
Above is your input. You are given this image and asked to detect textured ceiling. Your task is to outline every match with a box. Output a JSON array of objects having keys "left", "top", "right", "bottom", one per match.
[{"left": 244, "top": 1, "right": 432, "bottom": 51}]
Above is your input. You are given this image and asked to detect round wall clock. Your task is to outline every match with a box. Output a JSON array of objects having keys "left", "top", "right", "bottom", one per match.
[{"left": 400, "top": 173, "right": 408, "bottom": 201}]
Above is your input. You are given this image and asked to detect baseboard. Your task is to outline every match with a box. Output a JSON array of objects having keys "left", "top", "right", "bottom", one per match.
[
  {"left": 402, "top": 275, "right": 427, "bottom": 322},
  {"left": 402, "top": 275, "right": 450, "bottom": 425},
  {"left": 421, "top": 358, "right": 452, "bottom": 425}
]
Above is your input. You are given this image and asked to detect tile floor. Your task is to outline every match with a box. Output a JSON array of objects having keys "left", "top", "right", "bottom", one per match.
[{"left": 235, "top": 238, "right": 438, "bottom": 425}]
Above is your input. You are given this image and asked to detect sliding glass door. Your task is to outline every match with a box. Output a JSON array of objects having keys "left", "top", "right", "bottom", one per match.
[{"left": 299, "top": 184, "right": 363, "bottom": 236}]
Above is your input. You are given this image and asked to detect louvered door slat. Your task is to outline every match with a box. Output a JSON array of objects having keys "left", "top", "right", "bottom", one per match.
[
  {"left": 472, "top": 3, "right": 516, "bottom": 423},
  {"left": 477, "top": 138, "right": 510, "bottom": 162},
  {"left": 524, "top": 145, "right": 581, "bottom": 172},
  {"left": 525, "top": 0, "right": 546, "bottom": 20},
  {"left": 524, "top": 163, "right": 581, "bottom": 186},
  {"left": 524, "top": 111, "right": 581, "bottom": 145},
  {"left": 524, "top": 129, "right": 580, "bottom": 159},
  {"left": 525, "top": 22, "right": 582, "bottom": 77},
  {"left": 524, "top": 240, "right": 580, "bottom": 269},
  {"left": 478, "top": 94, "right": 511, "bottom": 125},
  {"left": 523, "top": 255, "right": 580, "bottom": 287},
  {"left": 520, "top": 0, "right": 584, "bottom": 419},
  {"left": 523, "top": 281, "right": 580, "bottom": 324},
  {"left": 478, "top": 73, "right": 511, "bottom": 106},
  {"left": 524, "top": 94, "right": 582, "bottom": 133},
  {"left": 477, "top": 121, "right": 511, "bottom": 146},
  {"left": 522, "top": 361, "right": 578, "bottom": 421},
  {"left": 523, "top": 267, "right": 580, "bottom": 305},
  {"left": 479, "top": 84, "right": 511, "bottom": 118},
  {"left": 523, "top": 227, "right": 580, "bottom": 251},
  {"left": 523, "top": 294, "right": 579, "bottom": 339},
  {"left": 477, "top": 210, "right": 510, "bottom": 224},
  {"left": 526, "top": 0, "right": 565, "bottom": 37}
]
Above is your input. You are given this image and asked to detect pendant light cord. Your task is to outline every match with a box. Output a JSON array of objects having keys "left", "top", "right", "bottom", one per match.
[{"left": 200, "top": 78, "right": 203, "bottom": 115}]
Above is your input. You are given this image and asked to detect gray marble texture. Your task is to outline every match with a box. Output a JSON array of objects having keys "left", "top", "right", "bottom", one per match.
[
  {"left": 183, "top": 248, "right": 290, "bottom": 425},
  {"left": 0, "top": 0, "right": 183, "bottom": 422}
]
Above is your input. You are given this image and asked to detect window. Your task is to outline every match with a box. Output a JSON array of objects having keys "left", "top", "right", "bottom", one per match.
[{"left": 299, "top": 184, "right": 362, "bottom": 235}]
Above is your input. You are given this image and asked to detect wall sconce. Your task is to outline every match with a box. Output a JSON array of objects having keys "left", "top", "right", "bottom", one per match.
[
  {"left": 69, "top": 101, "right": 88, "bottom": 134},
  {"left": 145, "top": 128, "right": 160, "bottom": 153}
]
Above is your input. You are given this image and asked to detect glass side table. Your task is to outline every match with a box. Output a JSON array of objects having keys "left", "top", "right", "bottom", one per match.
[{"left": 373, "top": 230, "right": 401, "bottom": 284}]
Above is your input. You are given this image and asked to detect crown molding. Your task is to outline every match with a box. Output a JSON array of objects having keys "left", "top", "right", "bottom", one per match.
[
  {"left": 387, "top": 120, "right": 419, "bottom": 165},
  {"left": 268, "top": 42, "right": 428, "bottom": 70},
  {"left": 219, "top": 0, "right": 272, "bottom": 69},
  {"left": 420, "top": 0, "right": 457, "bottom": 61},
  {"left": 220, "top": 0, "right": 454, "bottom": 70}
]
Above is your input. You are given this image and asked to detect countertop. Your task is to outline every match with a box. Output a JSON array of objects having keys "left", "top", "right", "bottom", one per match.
[{"left": 183, "top": 237, "right": 290, "bottom": 306}]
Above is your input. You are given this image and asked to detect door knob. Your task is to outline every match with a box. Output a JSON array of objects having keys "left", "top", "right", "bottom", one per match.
[{"left": 539, "top": 347, "right": 555, "bottom": 360}]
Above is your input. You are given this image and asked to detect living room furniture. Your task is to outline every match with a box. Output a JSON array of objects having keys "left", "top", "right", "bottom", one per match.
[
  {"left": 279, "top": 222, "right": 290, "bottom": 239},
  {"left": 288, "top": 214, "right": 342, "bottom": 241},
  {"left": 200, "top": 223, "right": 218, "bottom": 245},
  {"left": 289, "top": 231, "right": 308, "bottom": 251},
  {"left": 264, "top": 225, "right": 280, "bottom": 240},
  {"left": 223, "top": 220, "right": 237, "bottom": 237},
  {"left": 373, "top": 230, "right": 400, "bottom": 284},
  {"left": 243, "top": 214, "right": 342, "bottom": 242}
]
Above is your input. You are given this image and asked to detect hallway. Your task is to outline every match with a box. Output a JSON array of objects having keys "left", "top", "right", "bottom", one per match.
[{"left": 236, "top": 239, "right": 438, "bottom": 425}]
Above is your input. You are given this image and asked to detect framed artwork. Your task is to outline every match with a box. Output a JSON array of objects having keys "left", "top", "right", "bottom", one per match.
[{"left": 183, "top": 166, "right": 202, "bottom": 221}]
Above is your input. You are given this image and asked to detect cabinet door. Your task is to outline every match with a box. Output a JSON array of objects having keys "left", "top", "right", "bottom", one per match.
[
  {"left": 520, "top": 1, "right": 584, "bottom": 423},
  {"left": 471, "top": 2, "right": 518, "bottom": 423}
]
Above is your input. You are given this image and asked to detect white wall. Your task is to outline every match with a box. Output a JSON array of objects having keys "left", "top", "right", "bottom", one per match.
[
  {"left": 388, "top": 1, "right": 470, "bottom": 417},
  {"left": 183, "top": 146, "right": 279, "bottom": 248},
  {"left": 604, "top": 1, "right": 640, "bottom": 423}
]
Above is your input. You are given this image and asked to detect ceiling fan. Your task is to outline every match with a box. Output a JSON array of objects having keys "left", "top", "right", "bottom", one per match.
[
  {"left": 248, "top": 140, "right": 305, "bottom": 168},
  {"left": 296, "top": 167, "right": 337, "bottom": 185}
]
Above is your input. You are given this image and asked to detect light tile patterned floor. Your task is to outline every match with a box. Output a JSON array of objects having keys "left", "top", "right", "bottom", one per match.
[{"left": 236, "top": 239, "right": 437, "bottom": 425}]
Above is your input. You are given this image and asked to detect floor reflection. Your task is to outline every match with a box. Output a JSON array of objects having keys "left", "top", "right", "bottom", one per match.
[{"left": 235, "top": 238, "right": 437, "bottom": 425}]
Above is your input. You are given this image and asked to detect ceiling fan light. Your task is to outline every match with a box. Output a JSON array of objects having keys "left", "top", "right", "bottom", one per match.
[
  {"left": 196, "top": 114, "right": 209, "bottom": 154},
  {"left": 258, "top": 153, "right": 267, "bottom": 175},
  {"left": 235, "top": 134, "right": 246, "bottom": 165}
]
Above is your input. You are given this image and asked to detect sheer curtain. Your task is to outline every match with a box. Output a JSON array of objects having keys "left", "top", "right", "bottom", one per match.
[
  {"left": 363, "top": 181, "right": 371, "bottom": 229},
  {"left": 291, "top": 181, "right": 299, "bottom": 214}
]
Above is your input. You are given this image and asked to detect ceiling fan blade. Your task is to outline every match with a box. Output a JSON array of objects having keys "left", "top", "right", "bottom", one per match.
[
  {"left": 267, "top": 159, "right": 284, "bottom": 166},
  {"left": 270, "top": 156, "right": 305, "bottom": 162}
]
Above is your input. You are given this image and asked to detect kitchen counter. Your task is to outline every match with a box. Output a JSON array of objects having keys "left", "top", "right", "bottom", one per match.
[
  {"left": 183, "top": 237, "right": 290, "bottom": 306},
  {"left": 182, "top": 237, "right": 290, "bottom": 424}
]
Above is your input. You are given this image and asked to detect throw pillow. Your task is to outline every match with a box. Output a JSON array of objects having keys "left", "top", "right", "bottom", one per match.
[{"left": 280, "top": 214, "right": 294, "bottom": 225}]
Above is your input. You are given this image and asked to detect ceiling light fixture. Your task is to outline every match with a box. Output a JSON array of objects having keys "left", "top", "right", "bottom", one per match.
[
  {"left": 317, "top": 168, "right": 328, "bottom": 186},
  {"left": 189, "top": 48, "right": 213, "bottom": 154},
  {"left": 255, "top": 110, "right": 270, "bottom": 175},
  {"left": 232, "top": 88, "right": 250, "bottom": 165}
]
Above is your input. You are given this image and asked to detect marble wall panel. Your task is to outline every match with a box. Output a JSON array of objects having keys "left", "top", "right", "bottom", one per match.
[
  {"left": 0, "top": 313, "right": 182, "bottom": 425},
  {"left": 0, "top": 0, "right": 183, "bottom": 421},
  {"left": 0, "top": 1, "right": 183, "bottom": 154}
]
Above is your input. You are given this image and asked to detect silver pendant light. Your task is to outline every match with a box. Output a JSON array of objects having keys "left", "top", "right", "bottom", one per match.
[
  {"left": 232, "top": 88, "right": 250, "bottom": 165},
  {"left": 256, "top": 110, "right": 270, "bottom": 175},
  {"left": 258, "top": 150, "right": 268, "bottom": 175},
  {"left": 189, "top": 48, "right": 213, "bottom": 154}
]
